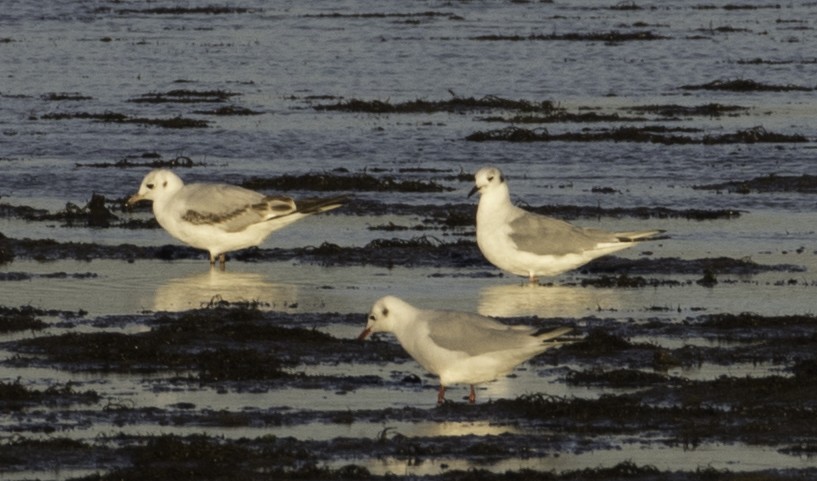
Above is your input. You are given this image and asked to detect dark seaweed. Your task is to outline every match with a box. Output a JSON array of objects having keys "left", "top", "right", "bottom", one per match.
[
  {"left": 693, "top": 173, "right": 817, "bottom": 194},
  {"left": 242, "top": 172, "right": 453, "bottom": 192},
  {"left": 681, "top": 79, "right": 812, "bottom": 92},
  {"left": 41, "top": 92, "right": 92, "bottom": 101},
  {"left": 129, "top": 89, "right": 240, "bottom": 104},
  {"left": 313, "top": 95, "right": 557, "bottom": 114},
  {"left": 76, "top": 154, "right": 204, "bottom": 169},
  {"left": 193, "top": 105, "right": 263, "bottom": 116},
  {"left": 112, "top": 7, "right": 253, "bottom": 15},
  {"left": 304, "top": 11, "right": 465, "bottom": 21},
  {"left": 40, "top": 111, "right": 209, "bottom": 128},
  {"left": 0, "top": 380, "right": 99, "bottom": 411},
  {"left": 466, "top": 125, "right": 808, "bottom": 144},
  {"left": 0, "top": 306, "right": 48, "bottom": 332},
  {"left": 479, "top": 111, "right": 647, "bottom": 123},
  {"left": 624, "top": 103, "right": 748, "bottom": 117},
  {"left": 472, "top": 31, "right": 669, "bottom": 42}
]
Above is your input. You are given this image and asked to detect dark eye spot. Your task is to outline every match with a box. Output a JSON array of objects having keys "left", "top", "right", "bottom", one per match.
[
  {"left": 146, "top": 183, "right": 154, "bottom": 190},
  {"left": 369, "top": 314, "right": 376, "bottom": 321},
  {"left": 487, "top": 176, "right": 494, "bottom": 182},
  {"left": 163, "top": 181, "right": 168, "bottom": 187},
  {"left": 382, "top": 307, "right": 389, "bottom": 317}
]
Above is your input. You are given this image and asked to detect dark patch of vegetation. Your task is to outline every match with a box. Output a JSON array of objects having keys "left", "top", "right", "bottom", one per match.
[
  {"left": 738, "top": 57, "right": 817, "bottom": 65},
  {"left": 41, "top": 92, "right": 92, "bottom": 101},
  {"left": 566, "top": 368, "right": 669, "bottom": 388},
  {"left": 1, "top": 194, "right": 122, "bottom": 227},
  {"left": 700, "top": 313, "right": 817, "bottom": 330},
  {"left": 693, "top": 173, "right": 817, "bottom": 194},
  {"left": 0, "top": 272, "right": 98, "bottom": 281},
  {"left": 129, "top": 89, "right": 240, "bottom": 104},
  {"left": 479, "top": 111, "right": 646, "bottom": 123},
  {"left": 579, "top": 274, "right": 683, "bottom": 288},
  {"left": 193, "top": 105, "right": 263, "bottom": 116},
  {"left": 693, "top": 3, "right": 782, "bottom": 10},
  {"left": 113, "top": 7, "right": 253, "bottom": 15},
  {"left": 583, "top": 255, "right": 803, "bottom": 275},
  {"left": 624, "top": 103, "right": 748, "bottom": 117},
  {"left": 681, "top": 79, "right": 812, "bottom": 92},
  {"left": 472, "top": 31, "right": 669, "bottom": 42},
  {"left": 465, "top": 125, "right": 808, "bottom": 144},
  {"left": 242, "top": 172, "right": 452, "bottom": 193},
  {"left": 313, "top": 95, "right": 557, "bottom": 114},
  {"left": 0, "top": 306, "right": 48, "bottom": 332},
  {"left": 8, "top": 304, "right": 381, "bottom": 379},
  {"left": 0, "top": 379, "right": 99, "bottom": 411},
  {"left": 76, "top": 154, "right": 204, "bottom": 169},
  {"left": 40, "top": 111, "right": 209, "bottom": 128},
  {"left": 304, "top": 11, "right": 464, "bottom": 21}
]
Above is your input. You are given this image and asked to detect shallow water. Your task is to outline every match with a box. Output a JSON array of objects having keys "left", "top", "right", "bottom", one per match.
[{"left": 3, "top": 1, "right": 817, "bottom": 479}]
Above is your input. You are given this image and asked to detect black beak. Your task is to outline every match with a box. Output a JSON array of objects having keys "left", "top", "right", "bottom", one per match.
[{"left": 467, "top": 185, "right": 480, "bottom": 198}]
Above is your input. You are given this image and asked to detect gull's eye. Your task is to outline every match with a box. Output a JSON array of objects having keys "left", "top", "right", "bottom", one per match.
[
  {"left": 146, "top": 183, "right": 155, "bottom": 190},
  {"left": 369, "top": 314, "right": 376, "bottom": 321},
  {"left": 487, "top": 176, "right": 494, "bottom": 182},
  {"left": 381, "top": 307, "right": 389, "bottom": 317}
]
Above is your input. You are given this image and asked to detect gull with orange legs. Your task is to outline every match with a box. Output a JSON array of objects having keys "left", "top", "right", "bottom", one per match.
[{"left": 358, "top": 295, "right": 571, "bottom": 404}]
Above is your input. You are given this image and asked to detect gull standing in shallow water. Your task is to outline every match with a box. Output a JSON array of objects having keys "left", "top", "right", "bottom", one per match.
[
  {"left": 468, "top": 166, "right": 664, "bottom": 283},
  {"left": 358, "top": 295, "right": 572, "bottom": 404},
  {"left": 127, "top": 169, "right": 347, "bottom": 266}
]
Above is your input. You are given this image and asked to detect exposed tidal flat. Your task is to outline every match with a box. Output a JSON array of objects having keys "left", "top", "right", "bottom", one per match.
[{"left": 3, "top": 1, "right": 817, "bottom": 479}]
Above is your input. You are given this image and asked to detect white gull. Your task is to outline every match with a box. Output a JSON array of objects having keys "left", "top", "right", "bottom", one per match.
[
  {"left": 468, "top": 166, "right": 664, "bottom": 282},
  {"left": 358, "top": 295, "right": 571, "bottom": 404},
  {"left": 127, "top": 169, "right": 346, "bottom": 266}
]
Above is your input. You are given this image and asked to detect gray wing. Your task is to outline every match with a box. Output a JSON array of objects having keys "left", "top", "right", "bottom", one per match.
[
  {"left": 179, "top": 183, "right": 297, "bottom": 233},
  {"left": 426, "top": 311, "right": 537, "bottom": 356},
  {"left": 508, "top": 210, "right": 620, "bottom": 256}
]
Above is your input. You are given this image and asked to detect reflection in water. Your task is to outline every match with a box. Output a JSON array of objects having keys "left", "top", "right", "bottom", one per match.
[
  {"left": 153, "top": 268, "right": 299, "bottom": 312},
  {"left": 478, "top": 283, "right": 622, "bottom": 318}
]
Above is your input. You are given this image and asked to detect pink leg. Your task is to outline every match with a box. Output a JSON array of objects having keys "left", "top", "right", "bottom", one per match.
[
  {"left": 437, "top": 385, "right": 446, "bottom": 405},
  {"left": 468, "top": 385, "right": 476, "bottom": 404}
]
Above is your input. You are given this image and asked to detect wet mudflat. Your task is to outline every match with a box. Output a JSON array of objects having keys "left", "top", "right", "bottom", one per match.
[{"left": 4, "top": 0, "right": 817, "bottom": 480}]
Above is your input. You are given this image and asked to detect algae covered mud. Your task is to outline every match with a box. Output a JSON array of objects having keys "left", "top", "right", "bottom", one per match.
[{"left": 3, "top": 0, "right": 817, "bottom": 479}]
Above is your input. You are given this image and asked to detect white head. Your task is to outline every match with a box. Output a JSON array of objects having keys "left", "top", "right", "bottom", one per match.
[
  {"left": 468, "top": 166, "right": 507, "bottom": 198},
  {"left": 358, "top": 295, "right": 416, "bottom": 340},
  {"left": 127, "top": 169, "right": 184, "bottom": 205}
]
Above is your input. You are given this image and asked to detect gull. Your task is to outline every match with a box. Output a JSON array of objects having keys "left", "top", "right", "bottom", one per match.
[
  {"left": 127, "top": 169, "right": 347, "bottom": 266},
  {"left": 468, "top": 166, "right": 664, "bottom": 282},
  {"left": 358, "top": 295, "right": 571, "bottom": 404}
]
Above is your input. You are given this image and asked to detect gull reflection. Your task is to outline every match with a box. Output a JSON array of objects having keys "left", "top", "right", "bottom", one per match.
[
  {"left": 478, "top": 283, "right": 622, "bottom": 318},
  {"left": 153, "top": 268, "right": 299, "bottom": 312},
  {"left": 406, "top": 420, "right": 520, "bottom": 438}
]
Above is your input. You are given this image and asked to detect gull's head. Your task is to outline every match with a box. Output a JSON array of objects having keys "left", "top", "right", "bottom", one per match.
[
  {"left": 358, "top": 295, "right": 414, "bottom": 340},
  {"left": 468, "top": 166, "right": 506, "bottom": 198},
  {"left": 127, "top": 169, "right": 184, "bottom": 205}
]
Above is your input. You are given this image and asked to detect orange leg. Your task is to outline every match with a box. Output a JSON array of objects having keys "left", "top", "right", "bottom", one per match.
[
  {"left": 468, "top": 385, "right": 476, "bottom": 404},
  {"left": 437, "top": 385, "right": 446, "bottom": 405}
]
